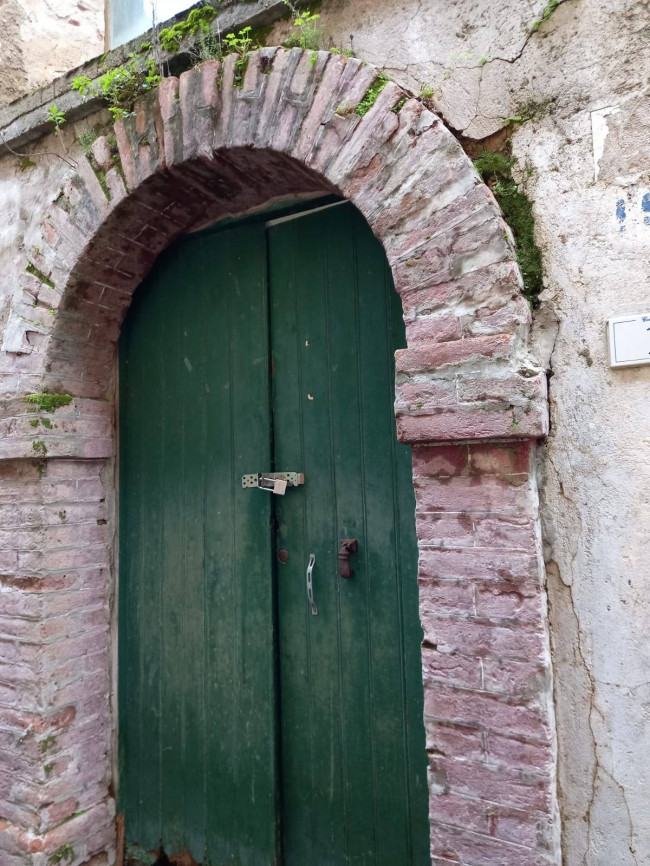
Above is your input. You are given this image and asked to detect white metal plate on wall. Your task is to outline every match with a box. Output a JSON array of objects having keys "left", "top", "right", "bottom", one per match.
[{"left": 608, "top": 315, "right": 650, "bottom": 368}]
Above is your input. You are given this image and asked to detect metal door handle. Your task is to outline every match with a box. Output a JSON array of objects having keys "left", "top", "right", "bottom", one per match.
[
  {"left": 338, "top": 539, "right": 358, "bottom": 579},
  {"left": 306, "top": 554, "right": 317, "bottom": 615}
]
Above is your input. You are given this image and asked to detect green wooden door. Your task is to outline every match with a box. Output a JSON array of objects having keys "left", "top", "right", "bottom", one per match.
[{"left": 119, "top": 201, "right": 428, "bottom": 866}]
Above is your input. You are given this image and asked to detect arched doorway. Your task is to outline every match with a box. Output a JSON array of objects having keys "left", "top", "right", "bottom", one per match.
[
  {"left": 0, "top": 47, "right": 557, "bottom": 866},
  {"left": 118, "top": 199, "right": 430, "bottom": 863}
]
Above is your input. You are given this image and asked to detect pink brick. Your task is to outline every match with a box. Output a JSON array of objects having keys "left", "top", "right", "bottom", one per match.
[
  {"left": 405, "top": 314, "right": 462, "bottom": 344},
  {"left": 474, "top": 584, "right": 544, "bottom": 624},
  {"left": 427, "top": 718, "right": 487, "bottom": 757},
  {"left": 40, "top": 796, "right": 77, "bottom": 830},
  {"left": 431, "top": 754, "right": 553, "bottom": 812},
  {"left": 474, "top": 515, "right": 537, "bottom": 549},
  {"left": 423, "top": 645, "right": 483, "bottom": 690},
  {"left": 431, "top": 791, "right": 544, "bottom": 848},
  {"left": 412, "top": 444, "right": 470, "bottom": 477},
  {"left": 418, "top": 547, "right": 540, "bottom": 585},
  {"left": 470, "top": 441, "right": 532, "bottom": 474},
  {"left": 396, "top": 334, "right": 512, "bottom": 374},
  {"left": 396, "top": 404, "right": 549, "bottom": 443},
  {"left": 421, "top": 615, "right": 546, "bottom": 661},
  {"left": 394, "top": 379, "right": 458, "bottom": 411},
  {"left": 420, "top": 579, "right": 475, "bottom": 614},
  {"left": 414, "top": 474, "right": 532, "bottom": 513},
  {"left": 457, "top": 371, "right": 548, "bottom": 405},
  {"left": 415, "top": 514, "right": 476, "bottom": 546},
  {"left": 430, "top": 822, "right": 555, "bottom": 866},
  {"left": 482, "top": 658, "right": 550, "bottom": 698},
  {"left": 425, "top": 684, "right": 551, "bottom": 741}
]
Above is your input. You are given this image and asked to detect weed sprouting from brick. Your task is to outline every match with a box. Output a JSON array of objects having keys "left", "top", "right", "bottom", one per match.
[
  {"left": 356, "top": 73, "right": 388, "bottom": 116},
  {"left": 26, "top": 261, "right": 55, "bottom": 288},
  {"left": 49, "top": 844, "right": 74, "bottom": 865},
  {"left": 40, "top": 734, "right": 57, "bottom": 753}
]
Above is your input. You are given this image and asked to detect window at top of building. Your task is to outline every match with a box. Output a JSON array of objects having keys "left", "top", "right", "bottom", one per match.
[{"left": 109, "top": 0, "right": 194, "bottom": 48}]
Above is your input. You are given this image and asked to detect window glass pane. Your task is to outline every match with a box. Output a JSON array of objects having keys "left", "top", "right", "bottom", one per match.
[{"left": 110, "top": 0, "right": 195, "bottom": 48}]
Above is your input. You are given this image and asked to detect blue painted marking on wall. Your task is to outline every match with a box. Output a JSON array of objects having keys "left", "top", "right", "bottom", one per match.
[
  {"left": 642, "top": 193, "right": 650, "bottom": 225},
  {"left": 616, "top": 198, "right": 626, "bottom": 231}
]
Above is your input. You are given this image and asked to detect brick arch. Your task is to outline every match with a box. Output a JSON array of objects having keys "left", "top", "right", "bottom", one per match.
[{"left": 0, "top": 47, "right": 558, "bottom": 866}]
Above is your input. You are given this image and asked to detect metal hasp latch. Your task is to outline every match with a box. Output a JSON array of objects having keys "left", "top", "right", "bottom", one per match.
[{"left": 242, "top": 472, "right": 305, "bottom": 496}]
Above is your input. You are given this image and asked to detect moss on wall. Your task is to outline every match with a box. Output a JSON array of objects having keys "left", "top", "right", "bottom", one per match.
[{"left": 473, "top": 150, "right": 543, "bottom": 305}]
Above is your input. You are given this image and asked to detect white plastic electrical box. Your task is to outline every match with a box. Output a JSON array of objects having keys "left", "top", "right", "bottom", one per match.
[{"left": 607, "top": 315, "right": 650, "bottom": 368}]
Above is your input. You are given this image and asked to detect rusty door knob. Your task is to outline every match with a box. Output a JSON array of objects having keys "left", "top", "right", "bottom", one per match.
[{"left": 338, "top": 539, "right": 358, "bottom": 579}]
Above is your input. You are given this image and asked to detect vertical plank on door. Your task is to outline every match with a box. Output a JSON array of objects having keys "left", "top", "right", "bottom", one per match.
[
  {"left": 270, "top": 213, "right": 347, "bottom": 865},
  {"left": 119, "top": 223, "right": 277, "bottom": 865},
  {"left": 269, "top": 203, "right": 429, "bottom": 865}
]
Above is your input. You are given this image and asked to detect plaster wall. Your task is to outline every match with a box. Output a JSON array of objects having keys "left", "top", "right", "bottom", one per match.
[
  {"left": 0, "top": 0, "right": 104, "bottom": 105},
  {"left": 266, "top": 0, "right": 650, "bottom": 863}
]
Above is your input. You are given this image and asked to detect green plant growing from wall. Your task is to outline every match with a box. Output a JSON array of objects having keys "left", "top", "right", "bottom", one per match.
[
  {"left": 47, "top": 105, "right": 66, "bottom": 131},
  {"left": 27, "top": 391, "right": 73, "bottom": 412},
  {"left": 76, "top": 128, "right": 98, "bottom": 155},
  {"left": 282, "top": 0, "right": 323, "bottom": 50},
  {"left": 49, "top": 844, "right": 74, "bottom": 865},
  {"left": 26, "top": 261, "right": 55, "bottom": 288},
  {"left": 46, "top": 104, "right": 71, "bottom": 158},
  {"left": 473, "top": 150, "right": 544, "bottom": 305},
  {"left": 218, "top": 26, "right": 254, "bottom": 86},
  {"left": 356, "top": 72, "right": 388, "bottom": 116},
  {"left": 73, "top": 56, "right": 161, "bottom": 121},
  {"left": 222, "top": 26, "right": 254, "bottom": 56},
  {"left": 40, "top": 733, "right": 57, "bottom": 753},
  {"left": 191, "top": 26, "right": 223, "bottom": 63},
  {"left": 158, "top": 3, "right": 218, "bottom": 53},
  {"left": 528, "top": 0, "right": 562, "bottom": 32},
  {"left": 503, "top": 98, "right": 552, "bottom": 125}
]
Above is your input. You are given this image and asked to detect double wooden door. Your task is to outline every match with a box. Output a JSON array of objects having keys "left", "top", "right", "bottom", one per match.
[{"left": 119, "top": 200, "right": 429, "bottom": 865}]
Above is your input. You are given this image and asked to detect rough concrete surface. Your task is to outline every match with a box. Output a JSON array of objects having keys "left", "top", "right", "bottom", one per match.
[{"left": 0, "top": 0, "right": 104, "bottom": 106}]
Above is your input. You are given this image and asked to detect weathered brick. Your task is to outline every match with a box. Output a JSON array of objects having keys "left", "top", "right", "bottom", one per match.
[
  {"left": 414, "top": 474, "right": 532, "bottom": 514},
  {"left": 396, "top": 404, "right": 549, "bottom": 443},
  {"left": 425, "top": 684, "right": 552, "bottom": 741},
  {"left": 430, "top": 821, "right": 556, "bottom": 866},
  {"left": 396, "top": 335, "right": 513, "bottom": 374},
  {"left": 431, "top": 791, "right": 548, "bottom": 849},
  {"left": 421, "top": 615, "right": 547, "bottom": 661},
  {"left": 180, "top": 61, "right": 221, "bottom": 161},
  {"left": 405, "top": 314, "right": 462, "bottom": 345}
]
